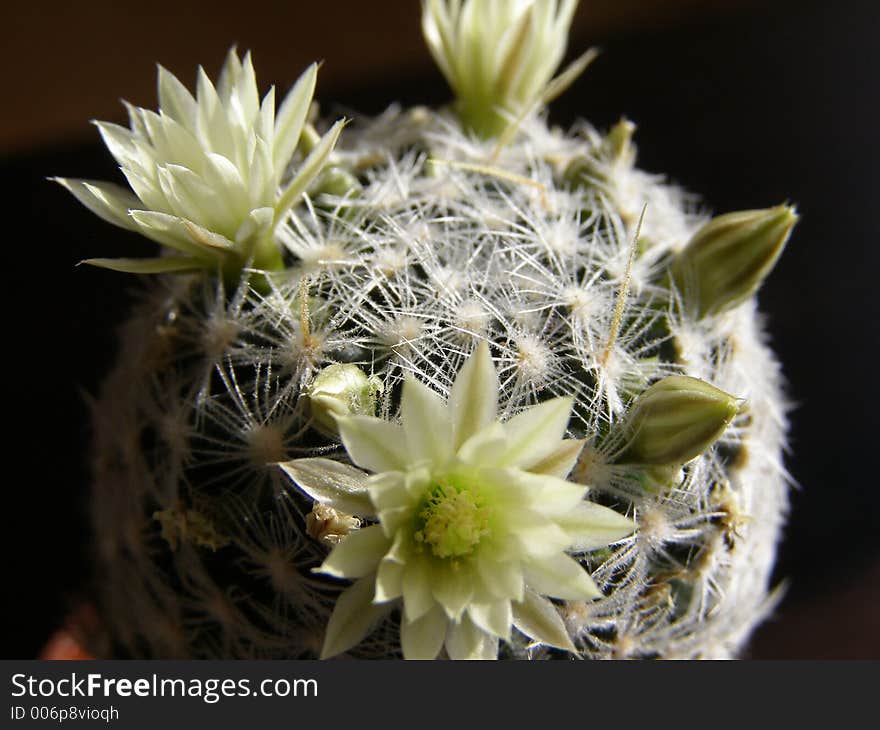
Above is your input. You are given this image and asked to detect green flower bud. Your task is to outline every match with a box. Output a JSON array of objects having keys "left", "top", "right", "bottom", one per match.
[
  {"left": 671, "top": 205, "right": 797, "bottom": 318},
  {"left": 616, "top": 375, "right": 741, "bottom": 466},
  {"left": 308, "top": 364, "right": 383, "bottom": 435},
  {"left": 605, "top": 117, "right": 636, "bottom": 166},
  {"left": 563, "top": 118, "right": 636, "bottom": 187}
]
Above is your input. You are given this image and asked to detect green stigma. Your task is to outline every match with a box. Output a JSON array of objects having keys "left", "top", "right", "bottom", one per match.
[{"left": 414, "top": 479, "right": 491, "bottom": 558}]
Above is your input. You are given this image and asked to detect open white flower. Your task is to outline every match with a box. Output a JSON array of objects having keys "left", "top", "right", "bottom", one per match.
[
  {"left": 281, "top": 342, "right": 635, "bottom": 659},
  {"left": 55, "top": 48, "right": 343, "bottom": 276},
  {"left": 422, "top": 0, "right": 585, "bottom": 137}
]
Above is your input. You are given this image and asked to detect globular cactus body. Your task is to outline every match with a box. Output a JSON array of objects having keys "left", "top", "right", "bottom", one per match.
[{"left": 69, "top": 1, "right": 794, "bottom": 660}]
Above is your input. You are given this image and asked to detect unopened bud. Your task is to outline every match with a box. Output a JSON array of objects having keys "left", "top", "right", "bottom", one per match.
[
  {"left": 308, "top": 363, "right": 382, "bottom": 435},
  {"left": 617, "top": 375, "right": 741, "bottom": 466},
  {"left": 605, "top": 118, "right": 636, "bottom": 167},
  {"left": 564, "top": 118, "right": 637, "bottom": 187},
  {"left": 671, "top": 204, "right": 797, "bottom": 318},
  {"left": 306, "top": 502, "right": 360, "bottom": 545}
]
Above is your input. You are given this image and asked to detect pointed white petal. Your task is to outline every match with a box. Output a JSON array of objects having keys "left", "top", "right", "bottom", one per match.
[
  {"left": 375, "top": 557, "right": 404, "bottom": 603},
  {"left": 500, "top": 468, "right": 587, "bottom": 514},
  {"left": 401, "top": 378, "right": 453, "bottom": 465},
  {"left": 234, "top": 207, "right": 274, "bottom": 246},
  {"left": 445, "top": 615, "right": 498, "bottom": 660},
  {"left": 401, "top": 555, "right": 436, "bottom": 623},
  {"left": 336, "top": 415, "right": 409, "bottom": 473},
  {"left": 93, "top": 121, "right": 141, "bottom": 168},
  {"left": 79, "top": 256, "right": 201, "bottom": 274},
  {"left": 216, "top": 47, "right": 242, "bottom": 102},
  {"left": 128, "top": 210, "right": 212, "bottom": 258},
  {"left": 457, "top": 421, "right": 507, "bottom": 465},
  {"left": 320, "top": 576, "right": 392, "bottom": 659},
  {"left": 401, "top": 604, "right": 448, "bottom": 660},
  {"left": 467, "top": 600, "right": 512, "bottom": 641},
  {"left": 366, "top": 472, "right": 411, "bottom": 513},
  {"left": 274, "top": 118, "right": 344, "bottom": 224},
  {"left": 523, "top": 553, "right": 602, "bottom": 601},
  {"left": 511, "top": 590, "right": 576, "bottom": 652},
  {"left": 449, "top": 341, "right": 499, "bottom": 449},
  {"left": 203, "top": 153, "right": 249, "bottom": 216},
  {"left": 528, "top": 439, "right": 585, "bottom": 478},
  {"left": 500, "top": 397, "right": 573, "bottom": 469},
  {"left": 556, "top": 502, "right": 635, "bottom": 552},
  {"left": 273, "top": 63, "right": 318, "bottom": 176},
  {"left": 235, "top": 50, "right": 260, "bottom": 122},
  {"left": 257, "top": 86, "right": 275, "bottom": 145},
  {"left": 318, "top": 524, "right": 390, "bottom": 579},
  {"left": 431, "top": 560, "right": 474, "bottom": 620},
  {"left": 157, "top": 64, "right": 197, "bottom": 130},
  {"left": 53, "top": 178, "right": 139, "bottom": 231},
  {"left": 475, "top": 551, "right": 524, "bottom": 602},
  {"left": 182, "top": 219, "right": 236, "bottom": 251},
  {"left": 278, "top": 457, "right": 374, "bottom": 517}
]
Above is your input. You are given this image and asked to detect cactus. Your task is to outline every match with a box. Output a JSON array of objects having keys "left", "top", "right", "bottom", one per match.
[{"left": 62, "top": 0, "right": 794, "bottom": 660}]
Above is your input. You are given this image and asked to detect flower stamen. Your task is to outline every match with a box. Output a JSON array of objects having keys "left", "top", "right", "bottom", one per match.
[{"left": 415, "top": 480, "right": 490, "bottom": 559}]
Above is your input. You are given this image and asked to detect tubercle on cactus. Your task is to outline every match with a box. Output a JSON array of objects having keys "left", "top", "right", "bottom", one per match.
[{"left": 68, "top": 0, "right": 794, "bottom": 660}]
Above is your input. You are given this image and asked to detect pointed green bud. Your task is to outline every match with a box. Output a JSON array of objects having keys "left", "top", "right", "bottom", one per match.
[
  {"left": 564, "top": 118, "right": 636, "bottom": 189},
  {"left": 616, "top": 375, "right": 741, "bottom": 467},
  {"left": 605, "top": 117, "right": 637, "bottom": 166},
  {"left": 308, "top": 364, "right": 383, "bottom": 435},
  {"left": 671, "top": 204, "right": 797, "bottom": 318}
]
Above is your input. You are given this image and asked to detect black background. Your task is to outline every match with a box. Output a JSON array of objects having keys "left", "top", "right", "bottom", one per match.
[{"left": 5, "top": 0, "right": 878, "bottom": 658}]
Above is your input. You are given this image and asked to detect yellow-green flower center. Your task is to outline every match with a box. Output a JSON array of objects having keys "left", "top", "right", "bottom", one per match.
[{"left": 414, "top": 479, "right": 490, "bottom": 559}]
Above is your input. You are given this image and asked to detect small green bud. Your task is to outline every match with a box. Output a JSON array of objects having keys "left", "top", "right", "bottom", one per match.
[
  {"left": 671, "top": 204, "right": 797, "bottom": 318},
  {"left": 564, "top": 118, "right": 637, "bottom": 188},
  {"left": 308, "top": 364, "right": 383, "bottom": 435},
  {"left": 313, "top": 166, "right": 362, "bottom": 199},
  {"left": 616, "top": 375, "right": 741, "bottom": 466},
  {"left": 605, "top": 117, "right": 636, "bottom": 166}
]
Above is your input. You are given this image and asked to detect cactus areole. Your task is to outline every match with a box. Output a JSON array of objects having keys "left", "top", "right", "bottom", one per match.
[{"left": 64, "top": 1, "right": 795, "bottom": 659}]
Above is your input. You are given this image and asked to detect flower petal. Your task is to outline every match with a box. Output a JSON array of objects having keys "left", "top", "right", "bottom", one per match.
[
  {"left": 401, "top": 378, "right": 454, "bottom": 465},
  {"left": 432, "top": 560, "right": 474, "bottom": 620},
  {"left": 273, "top": 62, "right": 318, "bottom": 176},
  {"left": 556, "top": 502, "right": 635, "bottom": 552},
  {"left": 498, "top": 468, "right": 587, "bottom": 515},
  {"left": 336, "top": 415, "right": 409, "bottom": 473},
  {"left": 402, "top": 555, "right": 436, "bottom": 623},
  {"left": 475, "top": 550, "right": 524, "bottom": 602},
  {"left": 278, "top": 457, "right": 374, "bottom": 517},
  {"left": 523, "top": 553, "right": 602, "bottom": 601},
  {"left": 128, "top": 210, "right": 212, "bottom": 258},
  {"left": 275, "top": 118, "right": 345, "bottom": 224},
  {"left": 53, "top": 178, "right": 140, "bottom": 231},
  {"left": 367, "top": 472, "right": 410, "bottom": 512},
  {"left": 449, "top": 341, "right": 499, "bottom": 450},
  {"left": 445, "top": 615, "right": 498, "bottom": 660},
  {"left": 457, "top": 421, "right": 507, "bottom": 465},
  {"left": 375, "top": 558, "right": 404, "bottom": 603},
  {"left": 79, "top": 256, "right": 202, "bottom": 274},
  {"left": 467, "top": 600, "right": 512, "bottom": 641},
  {"left": 319, "top": 524, "right": 390, "bottom": 579},
  {"left": 320, "top": 576, "right": 392, "bottom": 659},
  {"left": 401, "top": 604, "right": 448, "bottom": 660},
  {"left": 500, "top": 396, "right": 573, "bottom": 469},
  {"left": 511, "top": 589, "right": 576, "bottom": 652},
  {"left": 157, "top": 64, "right": 197, "bottom": 130},
  {"left": 527, "top": 438, "right": 585, "bottom": 478}
]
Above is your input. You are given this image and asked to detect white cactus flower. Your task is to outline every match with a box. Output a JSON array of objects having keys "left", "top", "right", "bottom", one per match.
[
  {"left": 422, "top": 0, "right": 581, "bottom": 136},
  {"left": 55, "top": 48, "right": 344, "bottom": 276},
  {"left": 281, "top": 341, "right": 635, "bottom": 659}
]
